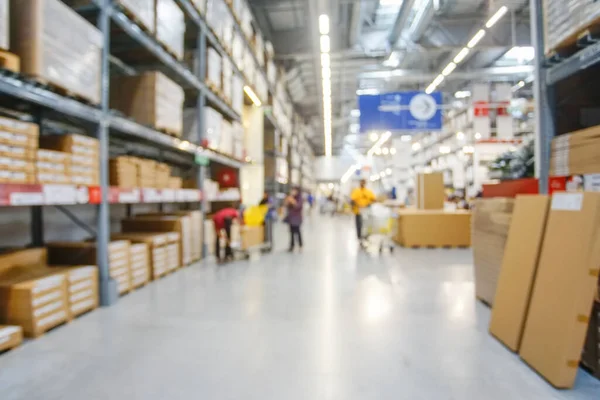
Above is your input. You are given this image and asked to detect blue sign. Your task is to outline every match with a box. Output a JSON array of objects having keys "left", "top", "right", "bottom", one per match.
[{"left": 358, "top": 91, "right": 443, "bottom": 133}]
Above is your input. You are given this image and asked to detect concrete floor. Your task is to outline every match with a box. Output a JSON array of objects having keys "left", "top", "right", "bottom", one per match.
[{"left": 0, "top": 215, "right": 599, "bottom": 399}]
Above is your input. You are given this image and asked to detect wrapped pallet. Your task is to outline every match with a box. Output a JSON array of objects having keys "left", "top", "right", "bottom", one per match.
[
  {"left": 206, "top": 48, "right": 222, "bottom": 90},
  {"left": 0, "top": 0, "right": 7, "bottom": 50},
  {"left": 544, "top": 0, "right": 600, "bottom": 55},
  {"left": 118, "top": 0, "right": 155, "bottom": 33},
  {"left": 472, "top": 198, "right": 514, "bottom": 306},
  {"left": 11, "top": 0, "right": 103, "bottom": 104},
  {"left": 111, "top": 72, "right": 184, "bottom": 136},
  {"left": 155, "top": 0, "right": 185, "bottom": 60}
]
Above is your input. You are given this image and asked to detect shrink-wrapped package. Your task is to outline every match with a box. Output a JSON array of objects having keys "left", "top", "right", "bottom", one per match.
[
  {"left": 11, "top": 0, "right": 103, "bottom": 104},
  {"left": 155, "top": 0, "right": 185, "bottom": 60}
]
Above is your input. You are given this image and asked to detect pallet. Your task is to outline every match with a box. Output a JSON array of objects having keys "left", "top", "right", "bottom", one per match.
[
  {"left": 26, "top": 75, "right": 98, "bottom": 106},
  {"left": 157, "top": 127, "right": 182, "bottom": 138},
  {"left": 0, "top": 50, "right": 20, "bottom": 73},
  {"left": 546, "top": 19, "right": 600, "bottom": 61},
  {"left": 156, "top": 38, "right": 182, "bottom": 62}
]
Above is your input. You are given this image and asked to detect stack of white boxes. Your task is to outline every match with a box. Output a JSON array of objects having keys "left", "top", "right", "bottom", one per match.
[
  {"left": 165, "top": 233, "right": 181, "bottom": 272},
  {"left": 130, "top": 243, "right": 150, "bottom": 289},
  {"left": 231, "top": 75, "right": 244, "bottom": 115},
  {"left": 109, "top": 241, "right": 131, "bottom": 295},
  {"left": 222, "top": 57, "right": 233, "bottom": 102},
  {"left": 206, "top": 48, "right": 222, "bottom": 91},
  {"left": 63, "top": 266, "right": 99, "bottom": 319},
  {"left": 156, "top": 0, "right": 185, "bottom": 60},
  {"left": 220, "top": 120, "right": 233, "bottom": 155},
  {"left": 544, "top": 0, "right": 600, "bottom": 54},
  {"left": 204, "top": 107, "right": 223, "bottom": 150},
  {"left": 232, "top": 122, "right": 245, "bottom": 160}
]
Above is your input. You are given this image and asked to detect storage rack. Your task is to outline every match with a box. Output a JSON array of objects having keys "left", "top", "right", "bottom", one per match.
[{"left": 0, "top": 0, "right": 304, "bottom": 307}]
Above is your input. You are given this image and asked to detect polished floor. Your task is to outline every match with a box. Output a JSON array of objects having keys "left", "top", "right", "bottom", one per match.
[{"left": 1, "top": 215, "right": 599, "bottom": 399}]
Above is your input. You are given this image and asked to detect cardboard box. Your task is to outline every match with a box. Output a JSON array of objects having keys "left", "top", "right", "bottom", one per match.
[
  {"left": 0, "top": 157, "right": 35, "bottom": 173},
  {"left": 111, "top": 72, "right": 184, "bottom": 136},
  {"left": 167, "top": 176, "right": 182, "bottom": 189},
  {"left": 241, "top": 225, "right": 264, "bottom": 250},
  {"left": 0, "top": 130, "right": 38, "bottom": 148},
  {"left": 489, "top": 195, "right": 550, "bottom": 352},
  {"left": 0, "top": 325, "right": 23, "bottom": 352},
  {"left": 394, "top": 210, "right": 471, "bottom": 247},
  {"left": 520, "top": 192, "right": 600, "bottom": 388},
  {"left": 46, "top": 241, "right": 131, "bottom": 295},
  {"left": 0, "top": 144, "right": 36, "bottom": 160},
  {"left": 472, "top": 198, "right": 515, "bottom": 306},
  {"left": 0, "top": 270, "right": 69, "bottom": 337},
  {"left": 155, "top": 0, "right": 185, "bottom": 60},
  {"left": 206, "top": 47, "right": 222, "bottom": 89},
  {"left": 110, "top": 156, "right": 138, "bottom": 188},
  {"left": 122, "top": 216, "right": 191, "bottom": 265},
  {"left": 10, "top": 0, "right": 103, "bottom": 104},
  {"left": 36, "top": 172, "right": 70, "bottom": 185},
  {"left": 112, "top": 232, "right": 174, "bottom": 279},
  {"left": 130, "top": 243, "right": 150, "bottom": 288},
  {"left": 416, "top": 173, "right": 445, "bottom": 210},
  {"left": 0, "top": 116, "right": 39, "bottom": 137},
  {"left": 39, "top": 134, "right": 99, "bottom": 158},
  {"left": 55, "top": 265, "right": 99, "bottom": 319}
]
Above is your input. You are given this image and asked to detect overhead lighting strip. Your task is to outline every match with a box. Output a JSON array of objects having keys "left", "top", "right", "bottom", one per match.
[
  {"left": 423, "top": 5, "right": 509, "bottom": 93},
  {"left": 320, "top": 14, "right": 332, "bottom": 157}
]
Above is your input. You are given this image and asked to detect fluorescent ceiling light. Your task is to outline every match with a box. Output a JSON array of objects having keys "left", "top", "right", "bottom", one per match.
[
  {"left": 351, "top": 109, "right": 360, "bottom": 117},
  {"left": 504, "top": 46, "right": 535, "bottom": 63},
  {"left": 463, "top": 145, "right": 475, "bottom": 154},
  {"left": 322, "top": 67, "right": 331, "bottom": 79},
  {"left": 367, "top": 131, "right": 392, "bottom": 157},
  {"left": 442, "top": 62, "right": 457, "bottom": 76},
  {"left": 320, "top": 35, "right": 330, "bottom": 53},
  {"left": 456, "top": 131, "right": 465, "bottom": 141},
  {"left": 379, "top": 172, "right": 386, "bottom": 178},
  {"left": 518, "top": 80, "right": 525, "bottom": 87},
  {"left": 356, "top": 88, "right": 380, "bottom": 95},
  {"left": 243, "top": 85, "right": 262, "bottom": 107},
  {"left": 319, "top": 14, "right": 330, "bottom": 35},
  {"left": 321, "top": 53, "right": 330, "bottom": 68},
  {"left": 369, "top": 132, "right": 379, "bottom": 142},
  {"left": 385, "top": 168, "right": 392, "bottom": 175},
  {"left": 432, "top": 74, "right": 444, "bottom": 86},
  {"left": 382, "top": 148, "right": 389, "bottom": 155},
  {"left": 412, "top": 142, "right": 421, "bottom": 151},
  {"left": 454, "top": 90, "right": 471, "bottom": 99},
  {"left": 401, "top": 135, "right": 412, "bottom": 142},
  {"left": 439, "top": 146, "right": 451, "bottom": 154},
  {"left": 383, "top": 51, "right": 400, "bottom": 67},
  {"left": 485, "top": 6, "right": 508, "bottom": 28},
  {"left": 475, "top": 132, "right": 482, "bottom": 140},
  {"left": 341, "top": 164, "right": 359, "bottom": 183},
  {"left": 390, "top": 148, "right": 397, "bottom": 155},
  {"left": 453, "top": 47, "right": 470, "bottom": 64},
  {"left": 467, "top": 29, "right": 486, "bottom": 48}
]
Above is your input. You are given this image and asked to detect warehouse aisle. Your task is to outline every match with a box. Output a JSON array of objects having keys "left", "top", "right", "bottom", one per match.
[{"left": 0, "top": 217, "right": 599, "bottom": 400}]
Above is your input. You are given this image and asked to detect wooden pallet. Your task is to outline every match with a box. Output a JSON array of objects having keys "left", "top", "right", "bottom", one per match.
[
  {"left": 27, "top": 75, "right": 98, "bottom": 106},
  {"left": 157, "top": 127, "right": 182, "bottom": 138},
  {"left": 0, "top": 50, "right": 20, "bottom": 73}
]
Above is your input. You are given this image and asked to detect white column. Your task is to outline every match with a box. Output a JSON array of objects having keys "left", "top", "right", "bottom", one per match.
[{"left": 495, "top": 83, "right": 514, "bottom": 139}]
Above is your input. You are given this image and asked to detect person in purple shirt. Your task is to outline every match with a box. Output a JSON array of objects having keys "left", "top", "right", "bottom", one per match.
[{"left": 284, "top": 187, "right": 304, "bottom": 252}]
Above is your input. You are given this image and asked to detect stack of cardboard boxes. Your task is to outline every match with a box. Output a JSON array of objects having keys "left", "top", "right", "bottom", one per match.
[
  {"left": 129, "top": 243, "right": 150, "bottom": 289},
  {"left": 550, "top": 125, "right": 600, "bottom": 176},
  {"left": 40, "top": 134, "right": 100, "bottom": 186},
  {"left": 156, "top": 0, "right": 185, "bottom": 60},
  {"left": 111, "top": 72, "right": 184, "bottom": 137},
  {"left": 110, "top": 156, "right": 138, "bottom": 188},
  {"left": 168, "top": 177, "right": 183, "bottom": 189},
  {"left": 36, "top": 149, "right": 71, "bottom": 185},
  {"left": 0, "top": 117, "right": 39, "bottom": 184},
  {"left": 0, "top": 325, "right": 23, "bottom": 352},
  {"left": 60, "top": 266, "right": 99, "bottom": 319},
  {"left": 112, "top": 232, "right": 177, "bottom": 279},
  {"left": 472, "top": 198, "right": 514, "bottom": 306},
  {"left": 155, "top": 162, "right": 171, "bottom": 188},
  {"left": 206, "top": 48, "right": 222, "bottom": 91}
]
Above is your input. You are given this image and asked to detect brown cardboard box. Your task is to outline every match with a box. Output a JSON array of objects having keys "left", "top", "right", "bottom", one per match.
[
  {"left": 10, "top": 0, "right": 103, "bottom": 104},
  {"left": 416, "top": 173, "right": 445, "bottom": 210},
  {"left": 46, "top": 241, "right": 131, "bottom": 295},
  {"left": 53, "top": 265, "right": 99, "bottom": 319},
  {"left": 0, "top": 144, "right": 36, "bottom": 160},
  {"left": 0, "top": 270, "right": 69, "bottom": 337},
  {"left": 0, "top": 130, "right": 38, "bottom": 148},
  {"left": 130, "top": 243, "right": 150, "bottom": 288},
  {"left": 472, "top": 198, "right": 515, "bottom": 306},
  {"left": 0, "top": 157, "right": 35, "bottom": 173},
  {"left": 122, "top": 216, "right": 191, "bottom": 265},
  {"left": 0, "top": 170, "right": 35, "bottom": 184},
  {"left": 394, "top": 210, "right": 471, "bottom": 247},
  {"left": 110, "top": 156, "right": 138, "bottom": 188},
  {"left": 241, "top": 226, "right": 264, "bottom": 250},
  {"left": 0, "top": 248, "right": 47, "bottom": 274},
  {"left": 111, "top": 232, "right": 173, "bottom": 279},
  {"left": 39, "top": 134, "right": 99, "bottom": 158},
  {"left": 489, "top": 195, "right": 550, "bottom": 352},
  {"left": 0, "top": 325, "right": 24, "bottom": 352},
  {"left": 520, "top": 192, "right": 600, "bottom": 388},
  {"left": 110, "top": 72, "right": 184, "bottom": 136},
  {"left": 155, "top": 162, "right": 171, "bottom": 188},
  {"left": 168, "top": 176, "right": 183, "bottom": 189},
  {"left": 0, "top": 116, "right": 39, "bottom": 137}
]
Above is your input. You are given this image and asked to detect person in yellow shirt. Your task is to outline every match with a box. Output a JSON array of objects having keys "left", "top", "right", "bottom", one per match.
[{"left": 350, "top": 179, "right": 376, "bottom": 240}]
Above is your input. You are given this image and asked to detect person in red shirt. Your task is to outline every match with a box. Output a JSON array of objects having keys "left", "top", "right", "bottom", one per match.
[{"left": 212, "top": 207, "right": 239, "bottom": 262}]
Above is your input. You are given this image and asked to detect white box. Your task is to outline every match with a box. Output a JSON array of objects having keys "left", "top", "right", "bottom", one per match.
[
  {"left": 220, "top": 120, "right": 233, "bottom": 155},
  {"left": 231, "top": 75, "right": 244, "bottom": 114},
  {"left": 117, "top": 0, "right": 154, "bottom": 33},
  {"left": 222, "top": 58, "right": 232, "bottom": 100},
  {"left": 233, "top": 139, "right": 244, "bottom": 160},
  {"left": 156, "top": 0, "right": 185, "bottom": 60},
  {"left": 206, "top": 48, "right": 222, "bottom": 89},
  {"left": 204, "top": 107, "right": 223, "bottom": 150}
]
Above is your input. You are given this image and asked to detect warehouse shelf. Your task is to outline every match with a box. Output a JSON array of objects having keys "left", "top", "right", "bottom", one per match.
[
  {"left": 0, "top": 184, "right": 202, "bottom": 207},
  {"left": 546, "top": 40, "right": 600, "bottom": 85},
  {"left": 109, "top": 5, "right": 240, "bottom": 122}
]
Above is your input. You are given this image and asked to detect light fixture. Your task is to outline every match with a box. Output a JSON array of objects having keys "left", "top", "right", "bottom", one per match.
[
  {"left": 390, "top": 147, "right": 397, "bottom": 155},
  {"left": 375, "top": 148, "right": 382, "bottom": 155},
  {"left": 454, "top": 90, "right": 471, "bottom": 99},
  {"left": 369, "top": 132, "right": 379, "bottom": 142},
  {"left": 351, "top": 109, "right": 360, "bottom": 117},
  {"left": 485, "top": 6, "right": 508, "bottom": 28},
  {"left": 385, "top": 168, "right": 392, "bottom": 175},
  {"left": 382, "top": 147, "right": 389, "bottom": 155},
  {"left": 412, "top": 142, "right": 421, "bottom": 151},
  {"left": 367, "top": 131, "right": 392, "bottom": 157},
  {"left": 379, "top": 172, "right": 386, "bottom": 178},
  {"left": 453, "top": 47, "right": 470, "bottom": 64},
  {"left": 328, "top": 183, "right": 334, "bottom": 189},
  {"left": 243, "top": 85, "right": 262, "bottom": 107},
  {"left": 442, "top": 62, "right": 457, "bottom": 76},
  {"left": 467, "top": 29, "right": 486, "bottom": 48},
  {"left": 320, "top": 35, "right": 330, "bottom": 53},
  {"left": 341, "top": 164, "right": 359, "bottom": 183},
  {"left": 321, "top": 53, "right": 330, "bottom": 68},
  {"left": 456, "top": 131, "right": 465, "bottom": 141},
  {"left": 463, "top": 145, "right": 475, "bottom": 154},
  {"left": 439, "top": 145, "right": 451, "bottom": 154},
  {"left": 401, "top": 135, "right": 412, "bottom": 142},
  {"left": 319, "top": 14, "right": 330, "bottom": 35},
  {"left": 518, "top": 80, "right": 525, "bottom": 87},
  {"left": 475, "top": 132, "right": 482, "bottom": 140},
  {"left": 383, "top": 51, "right": 400, "bottom": 68},
  {"left": 322, "top": 67, "right": 331, "bottom": 79}
]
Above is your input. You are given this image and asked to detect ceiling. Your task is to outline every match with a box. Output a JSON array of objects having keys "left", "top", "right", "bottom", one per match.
[{"left": 247, "top": 0, "right": 533, "bottom": 154}]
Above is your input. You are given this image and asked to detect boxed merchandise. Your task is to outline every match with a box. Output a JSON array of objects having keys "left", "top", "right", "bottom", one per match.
[
  {"left": 11, "top": 0, "right": 103, "bottom": 104},
  {"left": 222, "top": 58, "right": 233, "bottom": 101},
  {"left": 204, "top": 106, "right": 223, "bottom": 149},
  {"left": 119, "top": 0, "right": 155, "bottom": 33},
  {"left": 37, "top": 150, "right": 70, "bottom": 175},
  {"left": 550, "top": 125, "right": 600, "bottom": 176},
  {"left": 0, "top": 325, "right": 23, "bottom": 352},
  {"left": 220, "top": 120, "right": 233, "bottom": 155},
  {"left": 46, "top": 241, "right": 131, "bottom": 295},
  {"left": 204, "top": 219, "right": 216, "bottom": 256},
  {"left": 232, "top": 32, "right": 244, "bottom": 69},
  {"left": 112, "top": 233, "right": 175, "bottom": 279},
  {"left": 520, "top": 192, "right": 600, "bottom": 388},
  {"left": 0, "top": 117, "right": 39, "bottom": 145},
  {"left": 110, "top": 156, "right": 138, "bottom": 188},
  {"left": 111, "top": 72, "right": 184, "bottom": 136},
  {"left": 416, "top": 172, "right": 444, "bottom": 209},
  {"left": 543, "top": 0, "right": 600, "bottom": 55},
  {"left": 394, "top": 210, "right": 471, "bottom": 247},
  {"left": 0, "top": 143, "right": 36, "bottom": 160},
  {"left": 40, "top": 134, "right": 99, "bottom": 185},
  {"left": 155, "top": 0, "right": 185, "bottom": 60},
  {"left": 167, "top": 176, "right": 183, "bottom": 189},
  {"left": 0, "top": 0, "right": 7, "bottom": 50},
  {"left": 129, "top": 243, "right": 150, "bottom": 289},
  {"left": 241, "top": 226, "right": 264, "bottom": 250},
  {"left": 190, "top": 0, "right": 205, "bottom": 14},
  {"left": 122, "top": 216, "right": 191, "bottom": 265},
  {"left": 0, "top": 269, "right": 69, "bottom": 337},
  {"left": 130, "top": 157, "right": 157, "bottom": 188},
  {"left": 165, "top": 233, "right": 180, "bottom": 272},
  {"left": 0, "top": 156, "right": 35, "bottom": 173},
  {"left": 154, "top": 162, "right": 171, "bottom": 188},
  {"left": 582, "top": 301, "right": 600, "bottom": 379},
  {"left": 182, "top": 108, "right": 200, "bottom": 144},
  {"left": 472, "top": 198, "right": 514, "bottom": 306},
  {"left": 206, "top": 48, "right": 222, "bottom": 90},
  {"left": 489, "top": 195, "right": 550, "bottom": 352},
  {"left": 56, "top": 265, "right": 99, "bottom": 319},
  {"left": 231, "top": 75, "right": 244, "bottom": 115}
]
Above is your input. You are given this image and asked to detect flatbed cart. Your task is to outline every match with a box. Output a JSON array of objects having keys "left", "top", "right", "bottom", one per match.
[
  {"left": 361, "top": 204, "right": 396, "bottom": 253},
  {"left": 229, "top": 218, "right": 274, "bottom": 260}
]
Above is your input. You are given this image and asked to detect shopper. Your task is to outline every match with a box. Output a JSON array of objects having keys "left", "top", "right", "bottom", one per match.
[
  {"left": 212, "top": 207, "right": 239, "bottom": 263},
  {"left": 350, "top": 179, "right": 376, "bottom": 241},
  {"left": 284, "top": 187, "right": 304, "bottom": 252}
]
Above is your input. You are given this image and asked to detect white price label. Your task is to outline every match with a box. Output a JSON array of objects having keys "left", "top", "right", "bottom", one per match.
[
  {"left": 142, "top": 188, "right": 162, "bottom": 203},
  {"left": 10, "top": 192, "right": 44, "bottom": 206},
  {"left": 551, "top": 193, "right": 583, "bottom": 211},
  {"left": 118, "top": 189, "right": 140, "bottom": 203},
  {"left": 161, "top": 189, "right": 176, "bottom": 202},
  {"left": 43, "top": 185, "right": 78, "bottom": 205}
]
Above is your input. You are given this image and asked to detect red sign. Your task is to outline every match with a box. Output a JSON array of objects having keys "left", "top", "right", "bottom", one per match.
[{"left": 473, "top": 101, "right": 490, "bottom": 117}]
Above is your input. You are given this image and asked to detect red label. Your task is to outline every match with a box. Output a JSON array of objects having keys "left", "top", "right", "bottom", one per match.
[
  {"left": 474, "top": 101, "right": 489, "bottom": 117},
  {"left": 88, "top": 186, "right": 102, "bottom": 204}
]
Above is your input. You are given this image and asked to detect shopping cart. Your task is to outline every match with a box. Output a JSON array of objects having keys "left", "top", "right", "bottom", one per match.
[{"left": 361, "top": 204, "right": 396, "bottom": 253}]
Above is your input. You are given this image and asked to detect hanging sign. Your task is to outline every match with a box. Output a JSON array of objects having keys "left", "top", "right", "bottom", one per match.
[{"left": 358, "top": 91, "right": 443, "bottom": 133}]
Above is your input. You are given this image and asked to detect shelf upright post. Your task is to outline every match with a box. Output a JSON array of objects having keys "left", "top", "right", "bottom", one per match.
[
  {"left": 97, "top": 0, "right": 119, "bottom": 306},
  {"left": 197, "top": 29, "right": 208, "bottom": 257},
  {"left": 531, "top": 0, "right": 555, "bottom": 194},
  {"left": 31, "top": 108, "right": 44, "bottom": 247}
]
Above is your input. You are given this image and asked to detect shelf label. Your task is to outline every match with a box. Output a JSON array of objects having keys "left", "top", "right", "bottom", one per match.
[
  {"left": 161, "top": 189, "right": 176, "bottom": 202},
  {"left": 195, "top": 154, "right": 210, "bottom": 166},
  {"left": 118, "top": 189, "right": 141, "bottom": 203},
  {"left": 10, "top": 192, "right": 44, "bottom": 206},
  {"left": 142, "top": 188, "right": 162, "bottom": 203}
]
